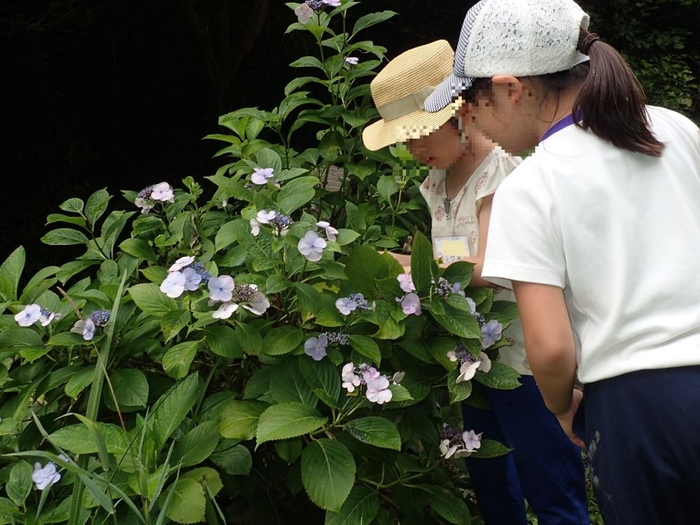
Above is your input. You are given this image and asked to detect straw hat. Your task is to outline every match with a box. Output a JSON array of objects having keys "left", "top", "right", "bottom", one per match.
[{"left": 363, "top": 40, "right": 457, "bottom": 151}]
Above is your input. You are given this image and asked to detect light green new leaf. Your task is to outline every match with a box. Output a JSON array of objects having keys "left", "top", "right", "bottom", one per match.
[
  {"left": 325, "top": 485, "right": 380, "bottom": 525},
  {"left": 345, "top": 417, "right": 401, "bottom": 451},
  {"left": 49, "top": 422, "right": 130, "bottom": 455},
  {"left": 162, "top": 340, "right": 202, "bottom": 380},
  {"left": 301, "top": 439, "right": 355, "bottom": 512},
  {"left": 129, "top": 283, "right": 179, "bottom": 316},
  {"left": 256, "top": 402, "right": 327, "bottom": 446},
  {"left": 85, "top": 188, "right": 111, "bottom": 226},
  {"left": 219, "top": 400, "right": 268, "bottom": 441},
  {"left": 160, "top": 478, "right": 206, "bottom": 525}
]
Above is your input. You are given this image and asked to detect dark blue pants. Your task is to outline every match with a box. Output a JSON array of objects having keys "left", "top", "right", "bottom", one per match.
[
  {"left": 463, "top": 375, "right": 590, "bottom": 525},
  {"left": 574, "top": 366, "right": 700, "bottom": 525}
]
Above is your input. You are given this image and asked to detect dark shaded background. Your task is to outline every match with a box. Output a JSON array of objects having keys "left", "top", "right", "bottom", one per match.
[{"left": 2, "top": 0, "right": 698, "bottom": 272}]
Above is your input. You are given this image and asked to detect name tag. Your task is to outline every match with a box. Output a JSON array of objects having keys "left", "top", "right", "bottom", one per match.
[{"left": 434, "top": 236, "right": 470, "bottom": 263}]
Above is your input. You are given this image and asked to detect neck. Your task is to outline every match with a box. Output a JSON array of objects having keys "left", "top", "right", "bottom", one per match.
[
  {"left": 536, "top": 86, "right": 581, "bottom": 139},
  {"left": 448, "top": 132, "right": 495, "bottom": 179}
]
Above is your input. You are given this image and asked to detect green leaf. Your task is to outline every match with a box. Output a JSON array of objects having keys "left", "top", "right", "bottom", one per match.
[
  {"left": 431, "top": 304, "right": 481, "bottom": 339},
  {"left": 256, "top": 402, "right": 327, "bottom": 446},
  {"left": 344, "top": 245, "right": 387, "bottom": 298},
  {"left": 6, "top": 461, "right": 32, "bottom": 507},
  {"left": 473, "top": 438, "right": 512, "bottom": 459},
  {"left": 474, "top": 361, "right": 521, "bottom": 390},
  {"left": 410, "top": 231, "right": 435, "bottom": 294},
  {"left": 301, "top": 439, "right": 355, "bottom": 512},
  {"left": 40, "top": 228, "right": 90, "bottom": 246},
  {"left": 351, "top": 11, "right": 397, "bottom": 36},
  {"left": 162, "top": 340, "right": 201, "bottom": 380},
  {"left": 255, "top": 147, "right": 283, "bottom": 175},
  {"left": 65, "top": 366, "right": 95, "bottom": 399},
  {"left": 275, "top": 438, "right": 303, "bottom": 464},
  {"left": 278, "top": 176, "right": 318, "bottom": 215},
  {"left": 420, "top": 485, "right": 472, "bottom": 524},
  {"left": 107, "top": 369, "right": 149, "bottom": 409},
  {"left": 319, "top": 131, "right": 345, "bottom": 161},
  {"left": 348, "top": 335, "right": 381, "bottom": 366},
  {"left": 203, "top": 325, "right": 243, "bottom": 360},
  {"left": 171, "top": 420, "right": 221, "bottom": 468},
  {"left": 129, "top": 283, "right": 179, "bottom": 316},
  {"left": 236, "top": 322, "right": 262, "bottom": 355},
  {"left": 59, "top": 197, "right": 84, "bottom": 214},
  {"left": 220, "top": 400, "right": 268, "bottom": 441},
  {"left": 387, "top": 384, "right": 413, "bottom": 403},
  {"left": 448, "top": 370, "right": 472, "bottom": 403},
  {"left": 49, "top": 422, "right": 129, "bottom": 455},
  {"left": 290, "top": 56, "right": 325, "bottom": 70},
  {"left": 334, "top": 229, "right": 360, "bottom": 246},
  {"left": 298, "top": 356, "right": 341, "bottom": 409},
  {"left": 210, "top": 442, "right": 252, "bottom": 476},
  {"left": 0, "top": 246, "right": 25, "bottom": 301},
  {"left": 325, "top": 485, "right": 380, "bottom": 525},
  {"left": 376, "top": 176, "right": 399, "bottom": 203},
  {"left": 161, "top": 309, "right": 192, "bottom": 342},
  {"left": 161, "top": 478, "right": 206, "bottom": 525},
  {"left": 85, "top": 188, "right": 111, "bottom": 226},
  {"left": 270, "top": 360, "right": 318, "bottom": 407},
  {"left": 150, "top": 373, "right": 199, "bottom": 450},
  {"left": 441, "top": 261, "right": 474, "bottom": 288},
  {"left": 262, "top": 325, "right": 304, "bottom": 356},
  {"left": 119, "top": 238, "right": 157, "bottom": 262},
  {"left": 266, "top": 274, "right": 292, "bottom": 293},
  {"left": 345, "top": 417, "right": 401, "bottom": 451}
]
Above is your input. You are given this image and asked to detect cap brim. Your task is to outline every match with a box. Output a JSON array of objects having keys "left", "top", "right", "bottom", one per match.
[
  {"left": 424, "top": 73, "right": 474, "bottom": 113},
  {"left": 362, "top": 105, "right": 454, "bottom": 151}
]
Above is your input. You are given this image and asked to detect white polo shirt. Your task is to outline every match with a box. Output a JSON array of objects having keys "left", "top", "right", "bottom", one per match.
[{"left": 482, "top": 106, "right": 700, "bottom": 383}]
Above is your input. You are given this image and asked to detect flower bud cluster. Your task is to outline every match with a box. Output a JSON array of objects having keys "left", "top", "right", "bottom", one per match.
[{"left": 439, "top": 425, "right": 482, "bottom": 459}]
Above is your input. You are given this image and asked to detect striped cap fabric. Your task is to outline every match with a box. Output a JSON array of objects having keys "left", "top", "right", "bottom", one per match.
[{"left": 424, "top": 0, "right": 488, "bottom": 113}]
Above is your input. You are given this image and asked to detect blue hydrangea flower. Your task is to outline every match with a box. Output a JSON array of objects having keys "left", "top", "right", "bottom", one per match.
[
  {"left": 298, "top": 230, "right": 326, "bottom": 262},
  {"left": 481, "top": 319, "right": 503, "bottom": 349},
  {"left": 304, "top": 334, "right": 328, "bottom": 361},
  {"left": 32, "top": 462, "right": 61, "bottom": 491}
]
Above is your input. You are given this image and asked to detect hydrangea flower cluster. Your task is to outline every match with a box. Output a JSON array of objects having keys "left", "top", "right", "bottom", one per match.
[
  {"left": 459, "top": 293, "right": 505, "bottom": 349},
  {"left": 211, "top": 282, "right": 270, "bottom": 319},
  {"left": 250, "top": 210, "right": 294, "bottom": 237},
  {"left": 394, "top": 273, "right": 422, "bottom": 315},
  {"left": 14, "top": 304, "right": 61, "bottom": 327},
  {"left": 32, "top": 462, "right": 61, "bottom": 491},
  {"left": 335, "top": 293, "right": 374, "bottom": 315},
  {"left": 304, "top": 331, "right": 349, "bottom": 361},
  {"left": 433, "top": 277, "right": 465, "bottom": 299},
  {"left": 134, "top": 182, "right": 175, "bottom": 214},
  {"left": 341, "top": 362, "right": 403, "bottom": 405},
  {"left": 439, "top": 426, "right": 482, "bottom": 459},
  {"left": 70, "top": 310, "right": 111, "bottom": 341},
  {"left": 298, "top": 230, "right": 327, "bottom": 262},
  {"left": 447, "top": 343, "right": 492, "bottom": 383},
  {"left": 160, "top": 256, "right": 212, "bottom": 298},
  {"left": 294, "top": 0, "right": 341, "bottom": 23}
]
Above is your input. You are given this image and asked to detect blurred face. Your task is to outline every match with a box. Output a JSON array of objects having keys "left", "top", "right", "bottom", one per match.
[
  {"left": 406, "top": 120, "right": 464, "bottom": 170},
  {"left": 466, "top": 77, "right": 540, "bottom": 154}
]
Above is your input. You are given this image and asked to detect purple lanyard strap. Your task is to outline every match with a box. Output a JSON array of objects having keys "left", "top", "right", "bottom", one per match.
[{"left": 540, "top": 114, "right": 577, "bottom": 142}]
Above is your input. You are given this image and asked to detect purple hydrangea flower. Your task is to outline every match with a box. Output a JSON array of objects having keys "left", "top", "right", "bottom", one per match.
[
  {"left": 316, "top": 221, "right": 338, "bottom": 241},
  {"left": 168, "top": 256, "right": 195, "bottom": 272},
  {"left": 462, "top": 430, "right": 482, "bottom": 452},
  {"left": 71, "top": 318, "right": 96, "bottom": 341},
  {"left": 32, "top": 462, "right": 61, "bottom": 491},
  {"left": 481, "top": 319, "right": 503, "bottom": 349},
  {"left": 298, "top": 230, "right": 327, "bottom": 262},
  {"left": 294, "top": 2, "right": 314, "bottom": 23},
  {"left": 344, "top": 56, "right": 359, "bottom": 66},
  {"left": 399, "top": 292, "right": 421, "bottom": 315},
  {"left": 365, "top": 375, "right": 392, "bottom": 404},
  {"left": 15, "top": 304, "right": 42, "bottom": 327},
  {"left": 397, "top": 273, "right": 415, "bottom": 293},
  {"left": 335, "top": 297, "right": 357, "bottom": 315},
  {"left": 304, "top": 334, "right": 328, "bottom": 361},
  {"left": 251, "top": 167, "right": 275, "bottom": 185},
  {"left": 341, "top": 362, "right": 362, "bottom": 392},
  {"left": 212, "top": 302, "right": 239, "bottom": 319},
  {"left": 160, "top": 271, "right": 187, "bottom": 298},
  {"left": 182, "top": 267, "right": 202, "bottom": 291},
  {"left": 208, "top": 275, "right": 235, "bottom": 303},
  {"left": 150, "top": 182, "right": 175, "bottom": 202},
  {"left": 256, "top": 210, "right": 277, "bottom": 224}
]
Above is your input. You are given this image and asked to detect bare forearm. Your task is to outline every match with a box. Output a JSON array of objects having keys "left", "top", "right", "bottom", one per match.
[{"left": 527, "top": 349, "right": 577, "bottom": 415}]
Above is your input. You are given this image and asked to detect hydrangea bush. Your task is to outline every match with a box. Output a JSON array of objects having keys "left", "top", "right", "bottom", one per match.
[{"left": 0, "top": 2, "right": 521, "bottom": 524}]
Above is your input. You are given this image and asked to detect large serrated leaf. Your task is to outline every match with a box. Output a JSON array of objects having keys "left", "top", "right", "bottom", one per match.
[
  {"left": 325, "top": 485, "right": 379, "bottom": 525},
  {"left": 128, "top": 283, "right": 179, "bottom": 316},
  {"left": 345, "top": 417, "right": 401, "bottom": 451},
  {"left": 301, "top": 439, "right": 355, "bottom": 512},
  {"left": 220, "top": 400, "right": 268, "bottom": 441},
  {"left": 256, "top": 402, "right": 327, "bottom": 446},
  {"left": 149, "top": 373, "right": 199, "bottom": 450}
]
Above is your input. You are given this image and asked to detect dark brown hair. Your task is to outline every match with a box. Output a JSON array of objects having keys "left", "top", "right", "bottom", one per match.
[
  {"left": 570, "top": 27, "right": 664, "bottom": 157},
  {"left": 464, "top": 28, "right": 665, "bottom": 157}
]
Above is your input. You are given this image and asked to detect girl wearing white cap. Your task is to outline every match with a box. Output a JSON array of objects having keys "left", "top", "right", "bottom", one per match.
[
  {"left": 431, "top": 0, "right": 700, "bottom": 523},
  {"left": 364, "top": 40, "right": 589, "bottom": 525}
]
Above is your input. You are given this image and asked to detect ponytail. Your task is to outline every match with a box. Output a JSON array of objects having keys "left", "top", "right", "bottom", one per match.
[{"left": 573, "top": 28, "right": 665, "bottom": 157}]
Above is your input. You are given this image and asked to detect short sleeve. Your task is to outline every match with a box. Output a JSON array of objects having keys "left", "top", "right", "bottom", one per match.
[
  {"left": 474, "top": 149, "right": 523, "bottom": 208},
  {"left": 482, "top": 167, "right": 566, "bottom": 289}
]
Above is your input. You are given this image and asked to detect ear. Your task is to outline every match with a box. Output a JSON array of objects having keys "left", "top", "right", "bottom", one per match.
[{"left": 491, "top": 75, "right": 524, "bottom": 105}]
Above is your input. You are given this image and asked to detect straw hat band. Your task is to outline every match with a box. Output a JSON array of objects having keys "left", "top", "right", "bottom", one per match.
[{"left": 377, "top": 85, "right": 438, "bottom": 122}]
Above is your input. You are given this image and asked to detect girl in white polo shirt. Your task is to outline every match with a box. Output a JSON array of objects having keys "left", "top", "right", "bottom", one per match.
[
  {"left": 427, "top": 0, "right": 700, "bottom": 523},
  {"left": 364, "top": 40, "right": 589, "bottom": 525}
]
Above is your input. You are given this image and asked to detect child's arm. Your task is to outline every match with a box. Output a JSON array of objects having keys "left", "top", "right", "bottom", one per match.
[{"left": 439, "top": 194, "right": 497, "bottom": 288}]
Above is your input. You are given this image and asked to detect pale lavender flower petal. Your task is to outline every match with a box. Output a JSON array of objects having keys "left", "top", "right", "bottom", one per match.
[
  {"left": 250, "top": 219, "right": 260, "bottom": 236},
  {"left": 15, "top": 304, "right": 41, "bottom": 327},
  {"left": 241, "top": 291, "right": 270, "bottom": 315},
  {"left": 295, "top": 3, "right": 314, "bottom": 23},
  {"left": 335, "top": 297, "right": 357, "bottom": 316},
  {"left": 182, "top": 267, "right": 202, "bottom": 291},
  {"left": 344, "top": 56, "right": 359, "bottom": 66},
  {"left": 256, "top": 210, "right": 277, "bottom": 224},
  {"left": 298, "top": 230, "right": 326, "bottom": 262},
  {"left": 208, "top": 275, "right": 235, "bottom": 303},
  {"left": 316, "top": 221, "right": 338, "bottom": 242},
  {"left": 456, "top": 360, "right": 480, "bottom": 383},
  {"left": 169, "top": 256, "right": 195, "bottom": 272},
  {"left": 481, "top": 319, "right": 503, "bottom": 349},
  {"left": 251, "top": 167, "right": 275, "bottom": 185},
  {"left": 32, "top": 462, "right": 61, "bottom": 491},
  {"left": 397, "top": 273, "right": 415, "bottom": 293},
  {"left": 462, "top": 430, "right": 482, "bottom": 452},
  {"left": 160, "top": 271, "right": 187, "bottom": 298},
  {"left": 212, "top": 302, "right": 239, "bottom": 319},
  {"left": 304, "top": 334, "right": 328, "bottom": 361},
  {"left": 150, "top": 182, "right": 174, "bottom": 203},
  {"left": 400, "top": 293, "right": 421, "bottom": 315},
  {"left": 366, "top": 375, "right": 392, "bottom": 404}
]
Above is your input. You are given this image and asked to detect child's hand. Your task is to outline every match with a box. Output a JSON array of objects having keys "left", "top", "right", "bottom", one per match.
[{"left": 555, "top": 389, "right": 586, "bottom": 451}]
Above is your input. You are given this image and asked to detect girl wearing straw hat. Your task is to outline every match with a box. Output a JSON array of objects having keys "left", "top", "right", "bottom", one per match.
[
  {"left": 364, "top": 40, "right": 589, "bottom": 525},
  {"left": 430, "top": 0, "right": 700, "bottom": 523}
]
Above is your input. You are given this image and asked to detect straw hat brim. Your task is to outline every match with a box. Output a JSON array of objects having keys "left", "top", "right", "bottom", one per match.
[{"left": 362, "top": 104, "right": 454, "bottom": 151}]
